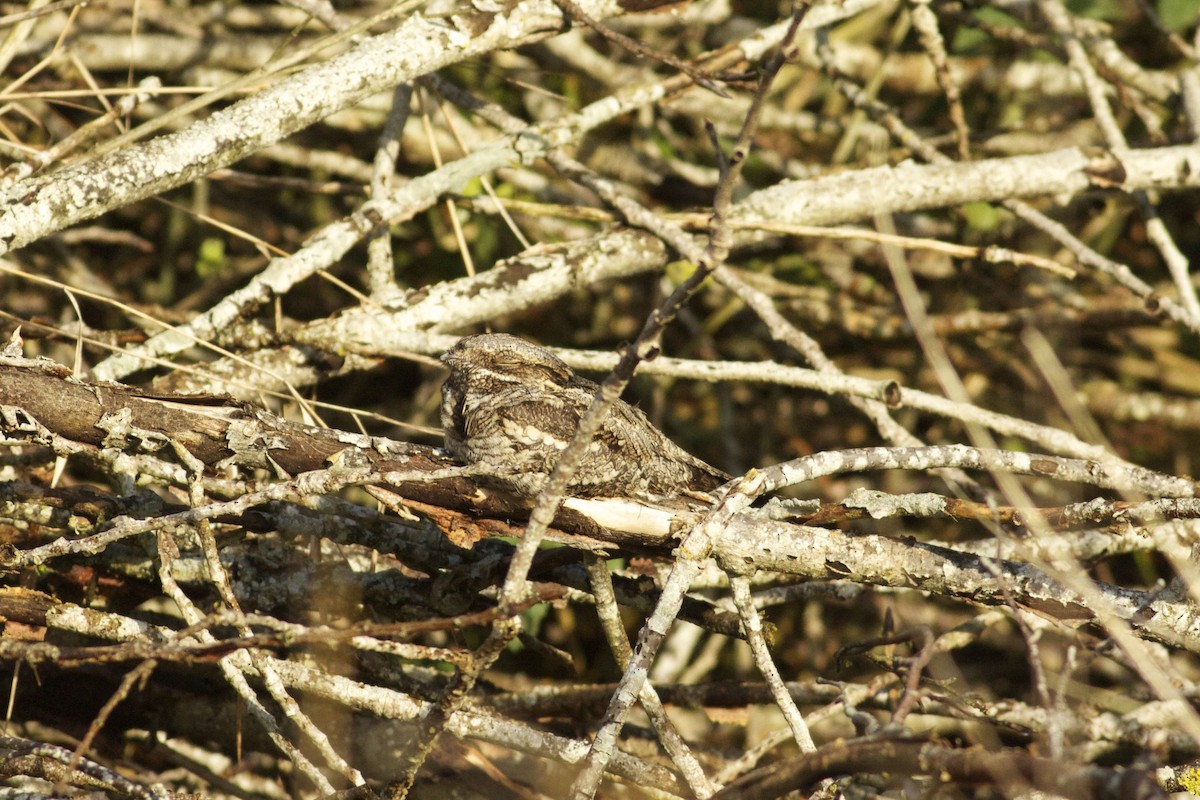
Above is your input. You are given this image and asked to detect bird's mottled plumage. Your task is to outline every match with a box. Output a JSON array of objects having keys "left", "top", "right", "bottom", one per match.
[{"left": 440, "top": 334, "right": 727, "bottom": 499}]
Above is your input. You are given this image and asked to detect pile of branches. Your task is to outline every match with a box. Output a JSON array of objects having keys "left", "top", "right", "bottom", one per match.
[{"left": 0, "top": 0, "right": 1199, "bottom": 796}]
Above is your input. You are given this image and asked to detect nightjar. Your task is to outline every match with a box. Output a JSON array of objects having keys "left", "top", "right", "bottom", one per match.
[{"left": 440, "top": 334, "right": 728, "bottom": 499}]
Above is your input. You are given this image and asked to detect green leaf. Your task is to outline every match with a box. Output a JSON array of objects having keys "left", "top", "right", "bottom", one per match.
[{"left": 195, "top": 237, "right": 227, "bottom": 279}]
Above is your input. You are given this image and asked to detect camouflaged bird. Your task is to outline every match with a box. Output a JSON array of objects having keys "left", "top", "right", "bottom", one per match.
[{"left": 440, "top": 334, "right": 728, "bottom": 499}]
